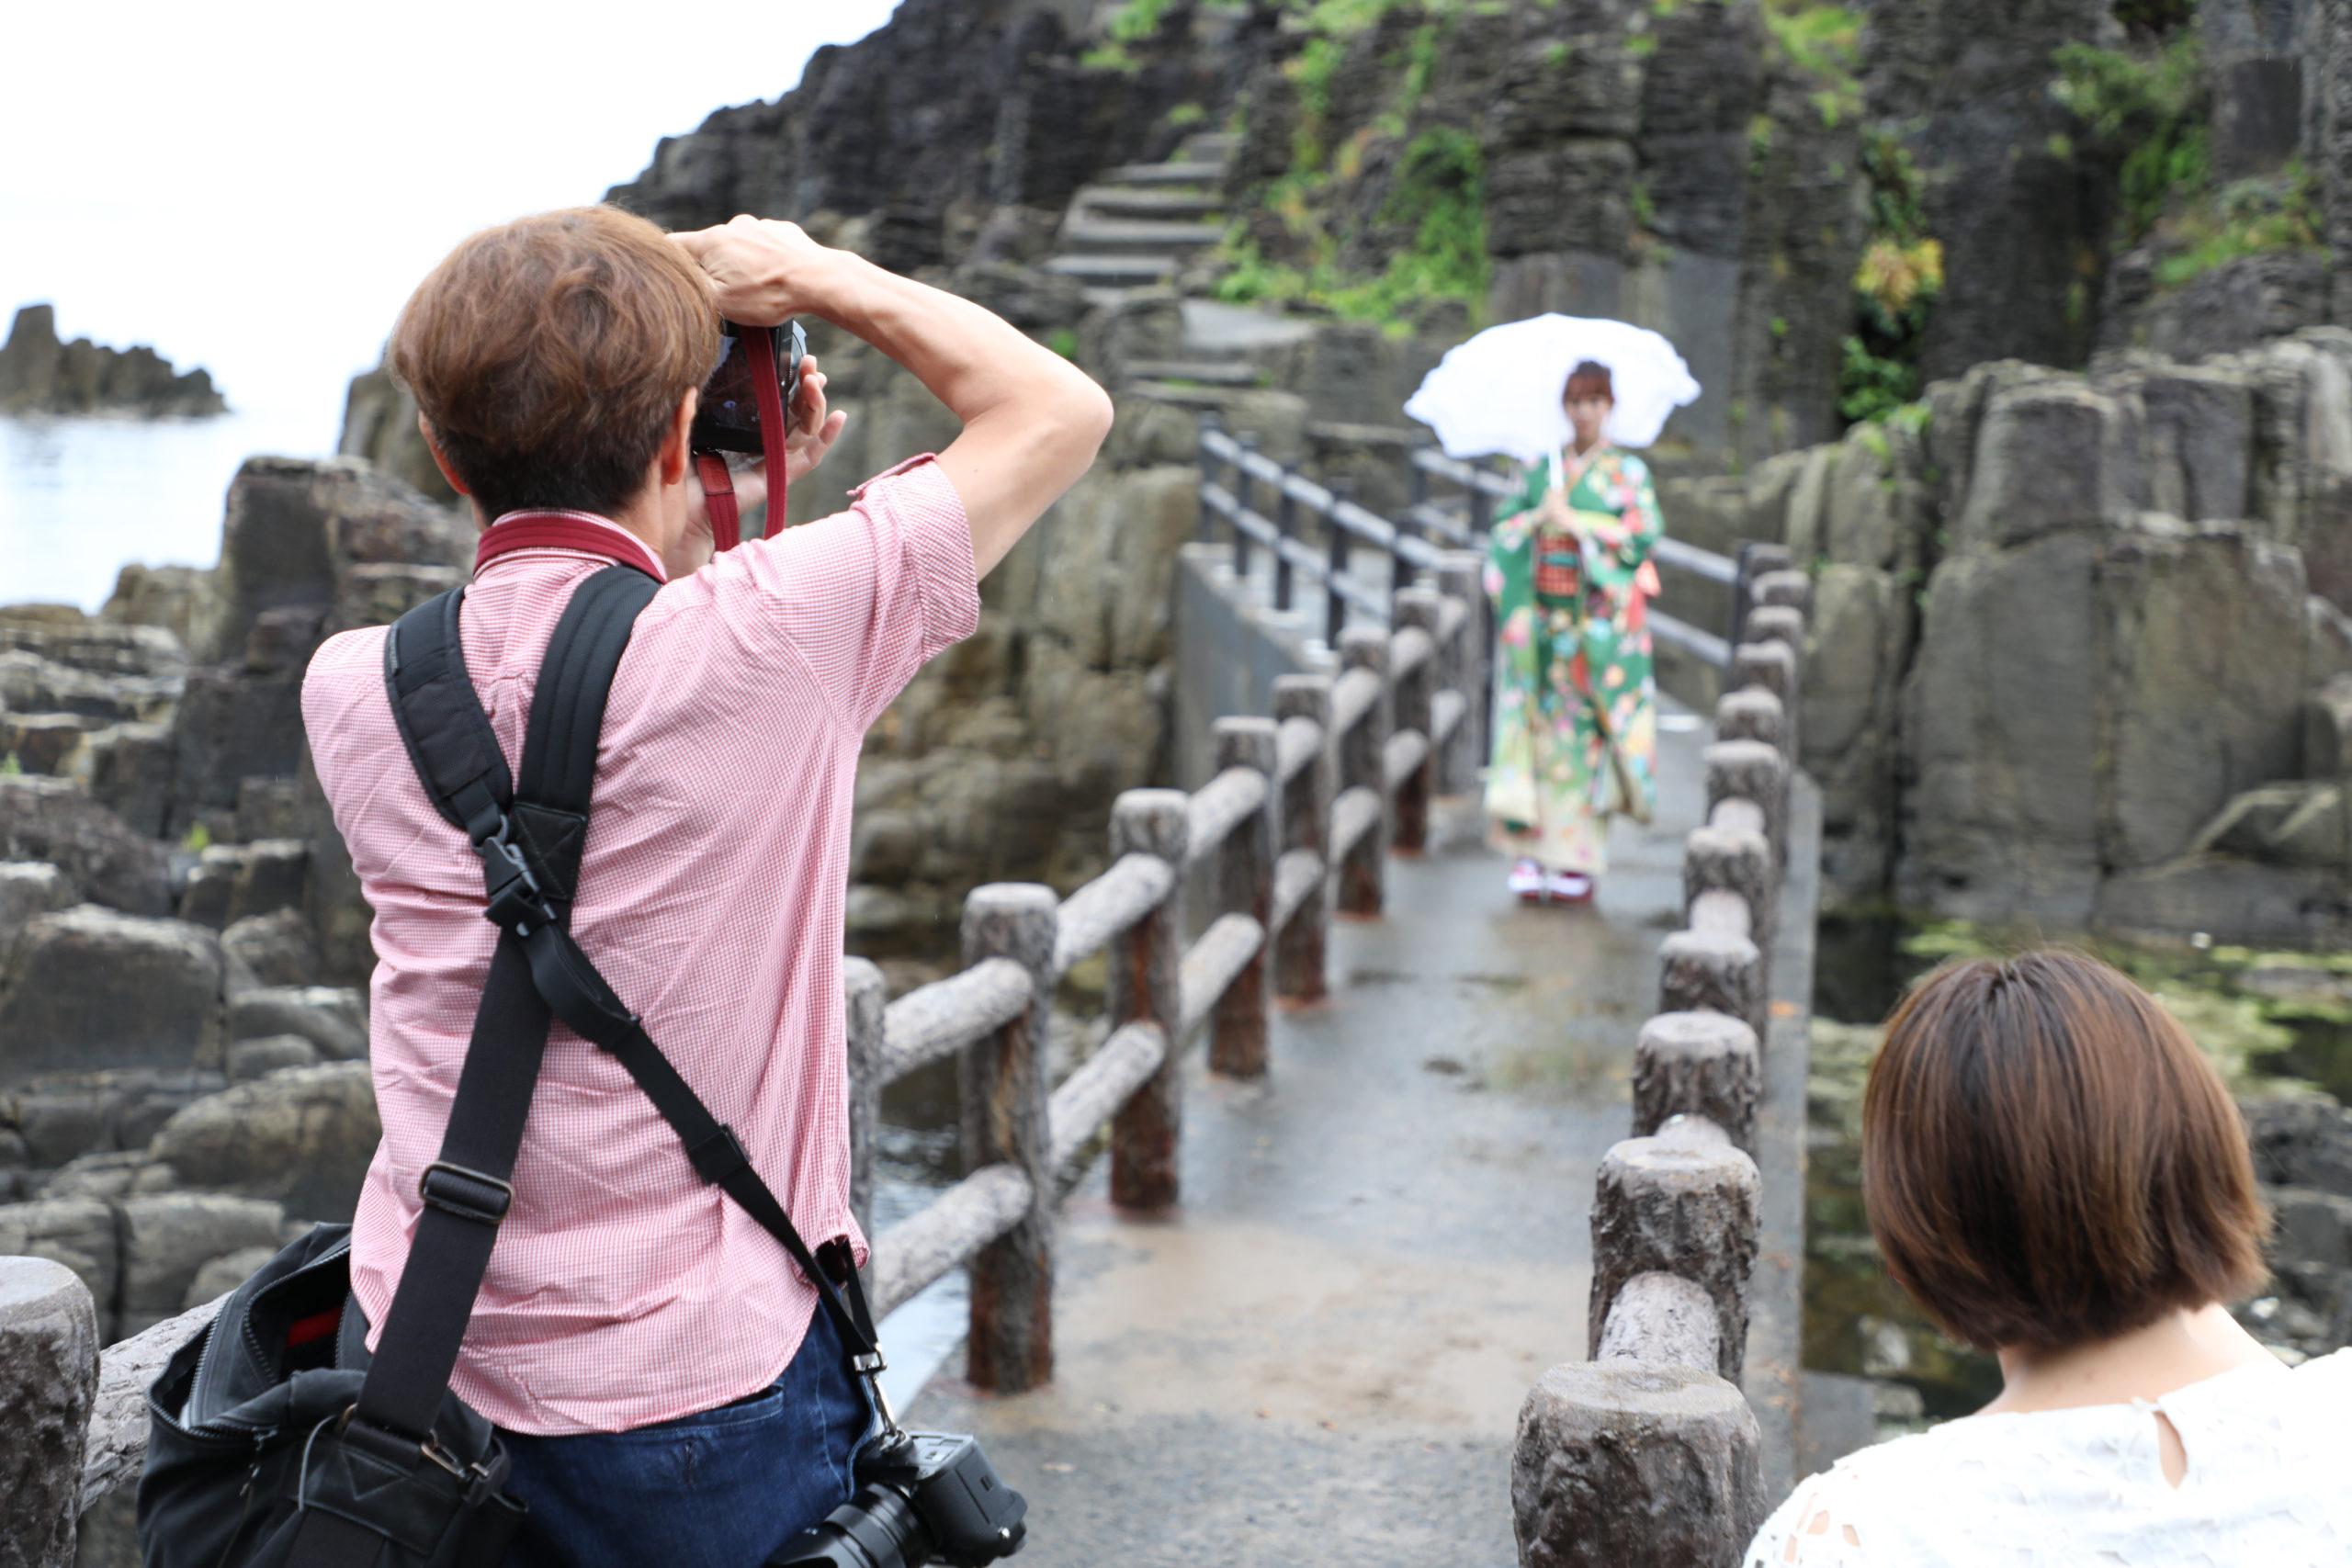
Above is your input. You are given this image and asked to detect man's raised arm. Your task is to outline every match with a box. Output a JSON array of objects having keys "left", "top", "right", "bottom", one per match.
[{"left": 676, "top": 216, "right": 1114, "bottom": 575}]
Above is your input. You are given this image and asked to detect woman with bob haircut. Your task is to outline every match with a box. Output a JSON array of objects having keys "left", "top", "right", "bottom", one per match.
[{"left": 1748, "top": 949, "right": 2352, "bottom": 1564}]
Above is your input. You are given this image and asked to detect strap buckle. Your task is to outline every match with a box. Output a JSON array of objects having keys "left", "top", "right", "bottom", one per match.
[
  {"left": 474, "top": 816, "right": 556, "bottom": 934},
  {"left": 420, "top": 1161, "right": 514, "bottom": 1226},
  {"left": 685, "top": 1124, "right": 752, "bottom": 1186}
]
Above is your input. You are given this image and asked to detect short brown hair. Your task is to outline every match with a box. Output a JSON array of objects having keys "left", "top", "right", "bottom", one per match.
[
  {"left": 1563, "top": 360, "right": 1613, "bottom": 402},
  {"left": 1863, "top": 949, "right": 2267, "bottom": 1352},
  {"left": 389, "top": 206, "right": 718, "bottom": 521}
]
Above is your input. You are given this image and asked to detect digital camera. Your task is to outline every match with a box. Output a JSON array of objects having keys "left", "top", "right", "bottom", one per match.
[{"left": 769, "top": 1429, "right": 1027, "bottom": 1568}]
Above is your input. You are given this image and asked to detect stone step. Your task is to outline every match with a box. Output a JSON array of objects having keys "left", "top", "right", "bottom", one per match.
[
  {"left": 1101, "top": 161, "right": 1227, "bottom": 186},
  {"left": 1123, "top": 359, "right": 1261, "bottom": 386},
  {"left": 1178, "top": 131, "right": 1241, "bottom": 163},
  {"left": 1041, "top": 254, "right": 1183, "bottom": 283},
  {"left": 1129, "top": 380, "right": 1259, "bottom": 409},
  {"left": 1057, "top": 217, "right": 1227, "bottom": 253},
  {"left": 1179, "top": 298, "right": 1322, "bottom": 355},
  {"left": 1072, "top": 186, "right": 1227, "bottom": 221}
]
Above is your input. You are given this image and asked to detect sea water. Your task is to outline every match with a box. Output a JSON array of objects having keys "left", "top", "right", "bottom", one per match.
[{"left": 0, "top": 408, "right": 334, "bottom": 612}]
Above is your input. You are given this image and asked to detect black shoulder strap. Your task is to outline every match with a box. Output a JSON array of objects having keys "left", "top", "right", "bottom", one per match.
[{"left": 357, "top": 566, "right": 880, "bottom": 1452}]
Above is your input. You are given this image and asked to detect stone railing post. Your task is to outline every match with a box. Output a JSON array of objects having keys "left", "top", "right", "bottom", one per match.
[
  {"left": 1683, "top": 822, "right": 1775, "bottom": 968},
  {"left": 1271, "top": 676, "right": 1334, "bottom": 1005},
  {"left": 1513, "top": 1362, "right": 1767, "bottom": 1568},
  {"left": 1749, "top": 568, "right": 1811, "bottom": 620},
  {"left": 1391, "top": 588, "right": 1440, "bottom": 853},
  {"left": 1730, "top": 641, "right": 1798, "bottom": 761},
  {"left": 1633, "top": 1012, "right": 1762, "bottom": 1153},
  {"left": 1436, "top": 551, "right": 1486, "bottom": 792},
  {"left": 843, "top": 957, "right": 888, "bottom": 1244},
  {"left": 1704, "top": 740, "right": 1789, "bottom": 871},
  {"left": 1211, "top": 717, "right": 1278, "bottom": 1077},
  {"left": 1108, "top": 791, "right": 1189, "bottom": 1210},
  {"left": 1658, "top": 929, "right": 1768, "bottom": 1049},
  {"left": 1, "top": 1257, "right": 99, "bottom": 1568},
  {"left": 1588, "top": 1123, "right": 1761, "bottom": 1382},
  {"left": 1336, "top": 624, "right": 1391, "bottom": 916},
  {"left": 1713, "top": 687, "right": 1785, "bottom": 754},
  {"left": 958, "top": 885, "right": 1058, "bottom": 1393}
]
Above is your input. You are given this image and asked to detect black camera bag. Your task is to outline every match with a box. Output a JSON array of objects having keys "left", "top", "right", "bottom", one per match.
[{"left": 139, "top": 563, "right": 889, "bottom": 1567}]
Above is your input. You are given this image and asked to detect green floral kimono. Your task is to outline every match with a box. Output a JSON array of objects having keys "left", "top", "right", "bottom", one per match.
[{"left": 1483, "top": 444, "right": 1664, "bottom": 874}]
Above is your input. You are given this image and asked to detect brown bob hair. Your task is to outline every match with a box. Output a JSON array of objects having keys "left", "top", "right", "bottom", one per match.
[
  {"left": 1563, "top": 360, "right": 1614, "bottom": 402},
  {"left": 1862, "top": 949, "right": 2267, "bottom": 1352},
  {"left": 389, "top": 206, "right": 719, "bottom": 522}
]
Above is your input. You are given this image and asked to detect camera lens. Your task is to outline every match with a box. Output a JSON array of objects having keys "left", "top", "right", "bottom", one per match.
[{"left": 767, "top": 1483, "right": 930, "bottom": 1568}]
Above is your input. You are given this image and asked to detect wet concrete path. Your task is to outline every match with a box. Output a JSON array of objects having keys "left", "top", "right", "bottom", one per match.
[{"left": 909, "top": 716, "right": 1714, "bottom": 1567}]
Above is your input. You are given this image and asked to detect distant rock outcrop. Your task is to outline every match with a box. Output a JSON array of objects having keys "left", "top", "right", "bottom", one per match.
[{"left": 0, "top": 305, "right": 225, "bottom": 417}]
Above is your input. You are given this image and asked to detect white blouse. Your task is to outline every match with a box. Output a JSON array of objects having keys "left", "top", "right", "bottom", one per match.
[{"left": 1747, "top": 1349, "right": 2352, "bottom": 1566}]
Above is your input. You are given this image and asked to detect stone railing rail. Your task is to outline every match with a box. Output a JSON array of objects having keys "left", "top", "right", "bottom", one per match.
[
  {"left": 2, "top": 539, "right": 1494, "bottom": 1562},
  {"left": 1510, "top": 559, "right": 1813, "bottom": 1568}
]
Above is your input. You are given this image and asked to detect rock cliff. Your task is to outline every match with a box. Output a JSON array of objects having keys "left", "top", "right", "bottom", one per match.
[
  {"left": 0, "top": 305, "right": 226, "bottom": 418},
  {"left": 1661, "top": 326, "right": 2352, "bottom": 944}
]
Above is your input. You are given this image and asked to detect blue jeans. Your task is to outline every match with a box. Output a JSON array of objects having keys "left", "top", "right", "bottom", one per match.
[{"left": 498, "top": 1305, "right": 874, "bottom": 1568}]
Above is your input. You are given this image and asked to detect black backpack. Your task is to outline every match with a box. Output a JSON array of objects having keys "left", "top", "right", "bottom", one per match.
[{"left": 139, "top": 566, "right": 886, "bottom": 1567}]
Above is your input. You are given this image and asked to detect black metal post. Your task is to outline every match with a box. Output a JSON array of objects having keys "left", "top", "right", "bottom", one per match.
[
  {"left": 1234, "top": 432, "right": 1259, "bottom": 581},
  {"left": 1326, "top": 479, "right": 1353, "bottom": 645},
  {"left": 1197, "top": 412, "right": 1222, "bottom": 546},
  {"left": 1274, "top": 486, "right": 1295, "bottom": 613},
  {"left": 1390, "top": 503, "right": 1417, "bottom": 604}
]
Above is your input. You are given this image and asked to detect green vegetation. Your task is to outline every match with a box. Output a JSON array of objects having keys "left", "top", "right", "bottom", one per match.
[
  {"left": 1839, "top": 132, "right": 1943, "bottom": 423},
  {"left": 183, "top": 822, "right": 211, "bottom": 853},
  {"left": 0, "top": 752, "right": 19, "bottom": 777},
  {"left": 2052, "top": 33, "right": 2324, "bottom": 293},
  {"left": 2152, "top": 163, "right": 2324, "bottom": 287},
  {"left": 1047, "top": 327, "right": 1079, "bottom": 359},
  {"left": 1210, "top": 1, "right": 1495, "bottom": 326},
  {"left": 1166, "top": 102, "right": 1206, "bottom": 128},
  {"left": 1761, "top": 0, "right": 1860, "bottom": 78},
  {"left": 1216, "top": 126, "right": 1487, "bottom": 328},
  {"left": 2052, "top": 35, "right": 2207, "bottom": 240},
  {"left": 1081, "top": 0, "right": 1182, "bottom": 72}
]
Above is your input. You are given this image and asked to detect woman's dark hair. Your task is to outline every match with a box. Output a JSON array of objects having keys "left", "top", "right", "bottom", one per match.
[
  {"left": 1563, "top": 360, "right": 1614, "bottom": 402},
  {"left": 1862, "top": 949, "right": 2268, "bottom": 1352},
  {"left": 389, "top": 205, "right": 720, "bottom": 523}
]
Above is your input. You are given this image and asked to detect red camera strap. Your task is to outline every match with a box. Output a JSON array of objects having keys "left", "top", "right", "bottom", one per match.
[
  {"left": 696, "top": 452, "right": 741, "bottom": 554},
  {"left": 742, "top": 324, "right": 793, "bottom": 534},
  {"left": 693, "top": 325, "right": 797, "bottom": 556},
  {"left": 477, "top": 513, "right": 666, "bottom": 582}
]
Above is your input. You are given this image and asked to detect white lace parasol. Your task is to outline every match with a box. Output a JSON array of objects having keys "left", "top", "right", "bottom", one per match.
[{"left": 1403, "top": 314, "right": 1702, "bottom": 461}]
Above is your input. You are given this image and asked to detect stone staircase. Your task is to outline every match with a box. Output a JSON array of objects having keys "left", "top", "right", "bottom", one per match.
[
  {"left": 1042, "top": 130, "right": 1317, "bottom": 406},
  {"left": 1043, "top": 130, "right": 1237, "bottom": 303}
]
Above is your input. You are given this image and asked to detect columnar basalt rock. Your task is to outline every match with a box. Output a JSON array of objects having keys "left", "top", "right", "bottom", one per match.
[
  {"left": 0, "top": 908, "right": 226, "bottom": 1078},
  {"left": 1672, "top": 327, "right": 2352, "bottom": 942}
]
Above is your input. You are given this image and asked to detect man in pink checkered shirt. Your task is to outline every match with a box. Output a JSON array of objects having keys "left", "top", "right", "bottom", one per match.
[{"left": 301, "top": 207, "right": 1111, "bottom": 1567}]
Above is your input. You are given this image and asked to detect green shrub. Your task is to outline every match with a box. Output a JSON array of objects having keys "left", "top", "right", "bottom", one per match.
[
  {"left": 2153, "top": 164, "right": 2325, "bottom": 288},
  {"left": 1216, "top": 127, "right": 1486, "bottom": 326},
  {"left": 2052, "top": 36, "right": 2207, "bottom": 239}
]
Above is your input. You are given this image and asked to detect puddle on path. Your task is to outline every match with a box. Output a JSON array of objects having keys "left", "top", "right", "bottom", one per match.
[{"left": 1805, "top": 914, "right": 2352, "bottom": 1424}]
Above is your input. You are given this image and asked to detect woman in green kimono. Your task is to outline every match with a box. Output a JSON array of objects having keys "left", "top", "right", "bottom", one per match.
[{"left": 1483, "top": 360, "right": 1663, "bottom": 904}]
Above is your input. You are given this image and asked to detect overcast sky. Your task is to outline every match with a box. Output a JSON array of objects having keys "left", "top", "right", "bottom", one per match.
[{"left": 0, "top": 0, "right": 900, "bottom": 439}]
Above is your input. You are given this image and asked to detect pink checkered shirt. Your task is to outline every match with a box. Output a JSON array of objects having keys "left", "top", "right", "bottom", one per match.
[{"left": 301, "top": 457, "right": 978, "bottom": 1435}]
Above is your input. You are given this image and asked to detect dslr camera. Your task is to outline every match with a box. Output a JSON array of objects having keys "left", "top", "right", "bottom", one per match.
[{"left": 770, "top": 1427, "right": 1027, "bottom": 1568}]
